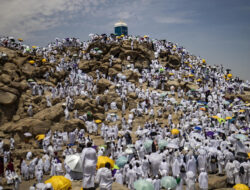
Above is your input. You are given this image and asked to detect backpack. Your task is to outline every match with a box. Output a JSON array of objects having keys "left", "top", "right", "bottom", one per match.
[
  {"left": 180, "top": 165, "right": 186, "bottom": 173},
  {"left": 211, "top": 155, "right": 217, "bottom": 163},
  {"left": 239, "top": 166, "right": 245, "bottom": 175}
]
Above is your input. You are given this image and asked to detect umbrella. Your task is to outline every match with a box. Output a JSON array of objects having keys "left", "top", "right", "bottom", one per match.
[
  {"left": 124, "top": 148, "right": 134, "bottom": 154},
  {"left": 113, "top": 164, "right": 119, "bottom": 170},
  {"left": 217, "top": 118, "right": 226, "bottom": 124},
  {"left": 239, "top": 110, "right": 245, "bottom": 113},
  {"left": 96, "top": 156, "right": 115, "bottom": 169},
  {"left": 197, "top": 78, "right": 202, "bottom": 82},
  {"left": 169, "top": 73, "right": 174, "bottom": 76},
  {"left": 42, "top": 58, "right": 46, "bottom": 63},
  {"left": 171, "top": 129, "right": 180, "bottom": 135},
  {"left": 29, "top": 60, "right": 35, "bottom": 64},
  {"left": 134, "top": 179, "right": 154, "bottom": 190},
  {"left": 115, "top": 156, "right": 128, "bottom": 168},
  {"left": 227, "top": 74, "right": 233, "bottom": 78},
  {"left": 144, "top": 140, "right": 153, "bottom": 150},
  {"left": 161, "top": 176, "right": 177, "bottom": 189},
  {"left": 212, "top": 115, "right": 219, "bottom": 119},
  {"left": 65, "top": 154, "right": 82, "bottom": 172},
  {"left": 234, "top": 134, "right": 247, "bottom": 141},
  {"left": 206, "top": 131, "right": 214, "bottom": 137},
  {"left": 233, "top": 184, "right": 249, "bottom": 190},
  {"left": 200, "top": 107, "right": 206, "bottom": 111},
  {"left": 202, "top": 59, "right": 206, "bottom": 64},
  {"left": 226, "top": 116, "right": 232, "bottom": 120},
  {"left": 18, "top": 38, "right": 23, "bottom": 42},
  {"left": 158, "top": 139, "right": 168, "bottom": 150},
  {"left": 194, "top": 126, "right": 201, "bottom": 130},
  {"left": 95, "top": 120, "right": 102, "bottom": 124},
  {"left": 159, "top": 68, "right": 165, "bottom": 72},
  {"left": 35, "top": 134, "right": 45, "bottom": 141},
  {"left": 45, "top": 176, "right": 71, "bottom": 190},
  {"left": 32, "top": 46, "right": 37, "bottom": 49},
  {"left": 27, "top": 79, "right": 35, "bottom": 82},
  {"left": 24, "top": 132, "right": 32, "bottom": 137}
]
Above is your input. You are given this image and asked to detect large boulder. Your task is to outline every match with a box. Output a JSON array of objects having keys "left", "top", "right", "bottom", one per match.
[
  {"left": 63, "top": 119, "right": 86, "bottom": 132},
  {"left": 97, "top": 78, "right": 111, "bottom": 93},
  {"left": 208, "top": 175, "right": 227, "bottom": 190},
  {"left": 33, "top": 103, "right": 64, "bottom": 122},
  {"left": 2, "top": 118, "right": 52, "bottom": 135},
  {"left": 0, "top": 90, "right": 17, "bottom": 105},
  {"left": 123, "top": 70, "right": 140, "bottom": 82}
]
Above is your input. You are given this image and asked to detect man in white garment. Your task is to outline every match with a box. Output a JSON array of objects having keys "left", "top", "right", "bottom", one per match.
[
  {"left": 198, "top": 169, "right": 208, "bottom": 190},
  {"left": 81, "top": 141, "right": 97, "bottom": 190},
  {"left": 95, "top": 162, "right": 113, "bottom": 190}
]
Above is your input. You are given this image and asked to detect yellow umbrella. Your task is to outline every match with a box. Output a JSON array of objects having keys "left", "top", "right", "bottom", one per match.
[
  {"left": 202, "top": 59, "right": 206, "bottom": 64},
  {"left": 96, "top": 156, "right": 115, "bottom": 170},
  {"left": 246, "top": 103, "right": 250, "bottom": 107},
  {"left": 95, "top": 120, "right": 102, "bottom": 124},
  {"left": 248, "top": 153, "right": 250, "bottom": 159},
  {"left": 197, "top": 79, "right": 202, "bottom": 82},
  {"left": 212, "top": 115, "right": 219, "bottom": 119},
  {"left": 189, "top": 74, "right": 194, "bottom": 77},
  {"left": 169, "top": 73, "right": 174, "bottom": 76},
  {"left": 184, "top": 61, "right": 190, "bottom": 64},
  {"left": 45, "top": 176, "right": 71, "bottom": 190},
  {"left": 239, "top": 110, "right": 245, "bottom": 113},
  {"left": 36, "top": 134, "right": 45, "bottom": 141},
  {"left": 18, "top": 38, "right": 23, "bottom": 42},
  {"left": 32, "top": 46, "right": 37, "bottom": 49},
  {"left": 144, "top": 35, "right": 148, "bottom": 38},
  {"left": 233, "top": 184, "right": 249, "bottom": 190},
  {"left": 29, "top": 60, "right": 35, "bottom": 64},
  {"left": 82, "top": 50, "right": 86, "bottom": 54},
  {"left": 42, "top": 58, "right": 46, "bottom": 63},
  {"left": 226, "top": 116, "right": 232, "bottom": 120},
  {"left": 171, "top": 129, "right": 180, "bottom": 135},
  {"left": 120, "top": 34, "right": 124, "bottom": 37},
  {"left": 200, "top": 107, "right": 206, "bottom": 111},
  {"left": 227, "top": 73, "right": 233, "bottom": 78}
]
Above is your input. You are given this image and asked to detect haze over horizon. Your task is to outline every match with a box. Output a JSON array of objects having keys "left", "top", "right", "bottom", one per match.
[{"left": 1, "top": 0, "right": 249, "bottom": 80}]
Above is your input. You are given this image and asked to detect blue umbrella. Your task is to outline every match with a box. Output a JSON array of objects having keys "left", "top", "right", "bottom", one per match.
[{"left": 194, "top": 126, "right": 201, "bottom": 130}]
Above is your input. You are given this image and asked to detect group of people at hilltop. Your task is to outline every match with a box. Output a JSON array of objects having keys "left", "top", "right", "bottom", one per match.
[{"left": 0, "top": 34, "right": 249, "bottom": 190}]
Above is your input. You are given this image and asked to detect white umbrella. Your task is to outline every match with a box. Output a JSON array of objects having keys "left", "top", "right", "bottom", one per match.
[
  {"left": 24, "top": 132, "right": 32, "bottom": 137},
  {"left": 125, "top": 148, "right": 133, "bottom": 154},
  {"left": 65, "top": 154, "right": 82, "bottom": 173}
]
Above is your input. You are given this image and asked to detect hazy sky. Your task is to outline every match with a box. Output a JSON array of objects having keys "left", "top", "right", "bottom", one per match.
[{"left": 1, "top": 0, "right": 249, "bottom": 80}]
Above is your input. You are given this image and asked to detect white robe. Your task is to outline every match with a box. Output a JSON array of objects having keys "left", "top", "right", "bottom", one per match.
[
  {"left": 95, "top": 167, "right": 113, "bottom": 190},
  {"left": 81, "top": 147, "right": 97, "bottom": 188},
  {"left": 198, "top": 172, "right": 208, "bottom": 190}
]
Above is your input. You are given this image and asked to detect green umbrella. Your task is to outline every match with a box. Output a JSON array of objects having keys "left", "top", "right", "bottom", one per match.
[
  {"left": 27, "top": 79, "right": 34, "bottom": 82},
  {"left": 115, "top": 156, "right": 128, "bottom": 168},
  {"left": 158, "top": 139, "right": 168, "bottom": 150},
  {"left": 161, "top": 176, "right": 177, "bottom": 189},
  {"left": 144, "top": 140, "right": 153, "bottom": 150},
  {"left": 134, "top": 179, "right": 154, "bottom": 190},
  {"left": 159, "top": 68, "right": 165, "bottom": 72}
]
